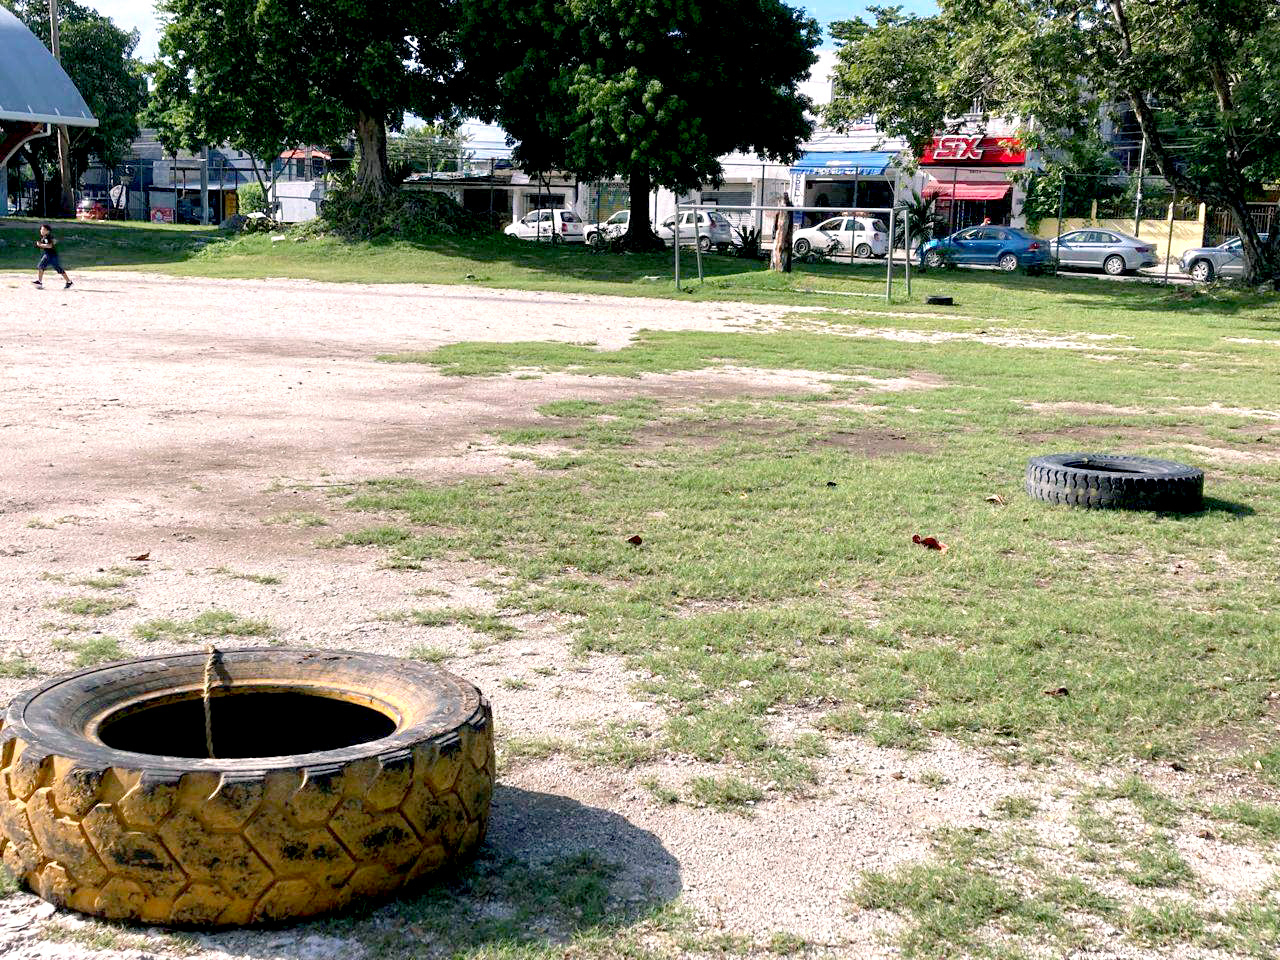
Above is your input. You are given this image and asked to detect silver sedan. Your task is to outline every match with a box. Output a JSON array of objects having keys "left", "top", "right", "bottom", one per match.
[
  {"left": 1048, "top": 229, "right": 1159, "bottom": 275},
  {"left": 1179, "top": 235, "right": 1269, "bottom": 282}
]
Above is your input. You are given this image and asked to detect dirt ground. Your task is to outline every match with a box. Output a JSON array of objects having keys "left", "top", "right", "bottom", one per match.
[{"left": 0, "top": 272, "right": 1272, "bottom": 959}]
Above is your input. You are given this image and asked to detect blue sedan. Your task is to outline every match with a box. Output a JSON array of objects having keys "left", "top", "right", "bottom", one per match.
[{"left": 920, "top": 226, "right": 1052, "bottom": 272}]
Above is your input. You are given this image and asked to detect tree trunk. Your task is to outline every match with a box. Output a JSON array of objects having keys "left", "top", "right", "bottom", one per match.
[
  {"left": 622, "top": 169, "right": 666, "bottom": 252},
  {"left": 1226, "top": 197, "right": 1276, "bottom": 286},
  {"left": 354, "top": 110, "right": 393, "bottom": 201},
  {"left": 771, "top": 195, "right": 794, "bottom": 272}
]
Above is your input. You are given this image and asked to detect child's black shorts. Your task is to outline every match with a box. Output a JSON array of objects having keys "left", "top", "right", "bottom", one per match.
[{"left": 38, "top": 253, "right": 62, "bottom": 272}]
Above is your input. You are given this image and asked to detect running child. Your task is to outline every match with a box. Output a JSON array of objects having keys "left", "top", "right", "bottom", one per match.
[{"left": 33, "top": 224, "right": 72, "bottom": 289}]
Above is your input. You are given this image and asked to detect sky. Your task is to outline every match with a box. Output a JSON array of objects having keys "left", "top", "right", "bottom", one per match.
[{"left": 93, "top": 0, "right": 939, "bottom": 62}]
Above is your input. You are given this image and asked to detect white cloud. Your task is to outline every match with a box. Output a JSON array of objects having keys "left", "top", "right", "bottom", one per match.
[{"left": 90, "top": 0, "right": 161, "bottom": 60}]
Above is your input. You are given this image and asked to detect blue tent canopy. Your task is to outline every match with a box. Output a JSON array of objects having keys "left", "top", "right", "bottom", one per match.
[{"left": 790, "top": 151, "right": 899, "bottom": 177}]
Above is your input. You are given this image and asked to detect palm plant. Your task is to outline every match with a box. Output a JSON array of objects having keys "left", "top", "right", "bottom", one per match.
[{"left": 894, "top": 190, "right": 948, "bottom": 251}]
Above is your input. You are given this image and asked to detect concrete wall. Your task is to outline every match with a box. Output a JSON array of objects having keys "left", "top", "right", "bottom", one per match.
[{"left": 1034, "top": 210, "right": 1207, "bottom": 263}]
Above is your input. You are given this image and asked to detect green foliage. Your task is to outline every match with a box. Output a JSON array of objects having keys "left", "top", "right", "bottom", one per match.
[
  {"left": 318, "top": 177, "right": 488, "bottom": 242},
  {"left": 237, "top": 183, "right": 266, "bottom": 216},
  {"left": 827, "top": 1, "right": 1280, "bottom": 281},
  {"left": 1017, "top": 136, "right": 1123, "bottom": 229},
  {"left": 388, "top": 125, "right": 471, "bottom": 174},
  {"left": 149, "top": 0, "right": 467, "bottom": 198},
  {"left": 461, "top": 0, "right": 819, "bottom": 241}
]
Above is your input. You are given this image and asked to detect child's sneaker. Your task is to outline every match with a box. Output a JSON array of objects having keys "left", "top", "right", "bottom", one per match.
[
  {"left": 63, "top": 280, "right": 72, "bottom": 289},
  {"left": 31, "top": 281, "right": 42, "bottom": 288}
]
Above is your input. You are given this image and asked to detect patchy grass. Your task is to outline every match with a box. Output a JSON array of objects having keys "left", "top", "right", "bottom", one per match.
[
  {"left": 264, "top": 510, "right": 330, "bottom": 527},
  {"left": 212, "top": 566, "right": 283, "bottom": 585},
  {"left": 56, "top": 636, "right": 125, "bottom": 667},
  {"left": 687, "top": 775, "right": 764, "bottom": 813},
  {"left": 0, "top": 656, "right": 40, "bottom": 678},
  {"left": 408, "top": 644, "right": 453, "bottom": 663},
  {"left": 380, "top": 607, "right": 518, "bottom": 642},
  {"left": 1210, "top": 800, "right": 1280, "bottom": 844},
  {"left": 133, "top": 609, "right": 272, "bottom": 642},
  {"left": 49, "top": 595, "right": 135, "bottom": 617}
]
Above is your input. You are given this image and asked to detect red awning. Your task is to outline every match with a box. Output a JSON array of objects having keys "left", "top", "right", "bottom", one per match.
[{"left": 922, "top": 179, "right": 1012, "bottom": 201}]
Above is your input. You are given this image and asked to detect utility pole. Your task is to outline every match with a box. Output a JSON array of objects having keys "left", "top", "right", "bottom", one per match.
[
  {"left": 200, "top": 146, "right": 210, "bottom": 225},
  {"left": 1132, "top": 131, "right": 1147, "bottom": 237},
  {"left": 49, "top": 0, "right": 74, "bottom": 217}
]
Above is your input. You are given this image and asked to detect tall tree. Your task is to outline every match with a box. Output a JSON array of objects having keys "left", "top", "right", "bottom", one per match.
[
  {"left": 149, "top": 0, "right": 465, "bottom": 201},
  {"left": 462, "top": 0, "right": 820, "bottom": 249},
  {"left": 4, "top": 0, "right": 146, "bottom": 214},
  {"left": 826, "top": 1, "right": 1280, "bottom": 284}
]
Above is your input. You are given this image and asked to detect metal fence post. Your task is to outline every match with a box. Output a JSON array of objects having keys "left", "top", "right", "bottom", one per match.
[
  {"left": 904, "top": 207, "right": 912, "bottom": 298},
  {"left": 693, "top": 203, "right": 704, "bottom": 284},
  {"left": 1164, "top": 187, "right": 1176, "bottom": 285},
  {"left": 886, "top": 207, "right": 896, "bottom": 301},
  {"left": 1055, "top": 175, "right": 1066, "bottom": 273},
  {"left": 674, "top": 202, "right": 681, "bottom": 289}
]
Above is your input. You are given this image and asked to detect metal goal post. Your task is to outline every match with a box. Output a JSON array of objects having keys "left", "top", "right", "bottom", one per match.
[{"left": 672, "top": 203, "right": 913, "bottom": 301}]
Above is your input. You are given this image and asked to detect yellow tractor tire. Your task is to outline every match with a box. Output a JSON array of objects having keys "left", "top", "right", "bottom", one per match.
[{"left": 0, "top": 648, "right": 494, "bottom": 926}]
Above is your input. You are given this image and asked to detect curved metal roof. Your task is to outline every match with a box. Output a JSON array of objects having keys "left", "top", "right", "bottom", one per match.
[{"left": 0, "top": 6, "right": 97, "bottom": 127}]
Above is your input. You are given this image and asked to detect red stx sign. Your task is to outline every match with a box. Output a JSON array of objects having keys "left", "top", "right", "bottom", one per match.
[{"left": 921, "top": 136, "right": 1026, "bottom": 166}]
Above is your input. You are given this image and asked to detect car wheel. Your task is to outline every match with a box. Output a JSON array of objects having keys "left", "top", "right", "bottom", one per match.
[
  {"left": 588, "top": 231, "right": 604, "bottom": 250},
  {"left": 924, "top": 250, "right": 944, "bottom": 268},
  {"left": 998, "top": 253, "right": 1019, "bottom": 272},
  {"left": 1189, "top": 259, "right": 1214, "bottom": 282},
  {"left": 697, "top": 235, "right": 712, "bottom": 253},
  {"left": 793, "top": 238, "right": 811, "bottom": 257},
  {"left": 854, "top": 243, "right": 873, "bottom": 259},
  {"left": 1103, "top": 255, "right": 1126, "bottom": 276}
]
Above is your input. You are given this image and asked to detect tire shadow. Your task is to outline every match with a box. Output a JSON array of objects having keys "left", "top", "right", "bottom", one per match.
[{"left": 200, "top": 785, "right": 681, "bottom": 957}]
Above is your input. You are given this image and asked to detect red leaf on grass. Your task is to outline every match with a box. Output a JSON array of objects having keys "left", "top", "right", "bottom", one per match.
[
  {"left": 1043, "top": 686, "right": 1070, "bottom": 697},
  {"left": 911, "top": 534, "right": 949, "bottom": 554},
  {"left": 127, "top": 552, "right": 150, "bottom": 562},
  {"left": 625, "top": 535, "right": 643, "bottom": 546}
]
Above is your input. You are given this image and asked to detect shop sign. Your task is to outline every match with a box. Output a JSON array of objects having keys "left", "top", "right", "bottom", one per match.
[
  {"left": 150, "top": 207, "right": 175, "bottom": 223},
  {"left": 921, "top": 136, "right": 1025, "bottom": 166}
]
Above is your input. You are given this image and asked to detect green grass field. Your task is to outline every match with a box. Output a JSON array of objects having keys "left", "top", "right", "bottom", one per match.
[{"left": 4, "top": 215, "right": 1280, "bottom": 957}]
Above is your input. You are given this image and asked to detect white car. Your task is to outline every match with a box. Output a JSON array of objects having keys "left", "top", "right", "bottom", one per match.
[
  {"left": 792, "top": 215, "right": 888, "bottom": 259},
  {"left": 504, "top": 208, "right": 586, "bottom": 243},
  {"left": 585, "top": 210, "right": 629, "bottom": 247},
  {"left": 656, "top": 211, "right": 736, "bottom": 252}
]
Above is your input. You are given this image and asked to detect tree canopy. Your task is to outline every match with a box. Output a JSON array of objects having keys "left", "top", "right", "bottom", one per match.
[
  {"left": 4, "top": 0, "right": 146, "bottom": 209},
  {"left": 149, "top": 0, "right": 466, "bottom": 199},
  {"left": 462, "top": 0, "right": 820, "bottom": 247},
  {"left": 827, "top": 1, "right": 1280, "bottom": 283}
]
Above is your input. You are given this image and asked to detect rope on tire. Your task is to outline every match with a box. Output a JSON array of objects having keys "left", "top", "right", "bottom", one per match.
[{"left": 202, "top": 643, "right": 218, "bottom": 759}]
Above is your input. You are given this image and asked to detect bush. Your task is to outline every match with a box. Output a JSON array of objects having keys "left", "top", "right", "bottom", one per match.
[
  {"left": 237, "top": 182, "right": 267, "bottom": 215},
  {"left": 318, "top": 178, "right": 488, "bottom": 242}
]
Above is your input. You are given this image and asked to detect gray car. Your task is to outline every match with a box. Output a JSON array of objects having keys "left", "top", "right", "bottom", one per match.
[
  {"left": 1048, "top": 228, "right": 1158, "bottom": 275},
  {"left": 1179, "top": 235, "right": 1270, "bottom": 282}
]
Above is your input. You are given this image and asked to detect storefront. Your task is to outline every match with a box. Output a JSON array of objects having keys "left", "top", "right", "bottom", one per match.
[
  {"left": 788, "top": 150, "right": 903, "bottom": 225},
  {"left": 920, "top": 135, "right": 1026, "bottom": 229}
]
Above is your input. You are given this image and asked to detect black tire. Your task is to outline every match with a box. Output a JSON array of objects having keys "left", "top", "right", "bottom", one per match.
[
  {"left": 1104, "top": 255, "right": 1127, "bottom": 276},
  {"left": 1189, "top": 259, "right": 1214, "bottom": 283},
  {"left": 998, "top": 252, "right": 1019, "bottom": 272},
  {"left": 924, "top": 250, "right": 944, "bottom": 268},
  {"left": 0, "top": 649, "right": 494, "bottom": 926},
  {"left": 793, "top": 238, "right": 811, "bottom": 257},
  {"left": 1025, "top": 453, "right": 1203, "bottom": 512},
  {"left": 854, "top": 243, "right": 873, "bottom": 259},
  {"left": 588, "top": 231, "right": 604, "bottom": 250},
  {"left": 697, "top": 235, "right": 712, "bottom": 253}
]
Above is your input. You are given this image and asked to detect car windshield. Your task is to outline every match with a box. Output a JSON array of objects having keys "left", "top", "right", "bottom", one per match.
[
  {"left": 608, "top": 212, "right": 627, "bottom": 224},
  {"left": 868, "top": 219, "right": 887, "bottom": 233},
  {"left": 708, "top": 212, "right": 730, "bottom": 225},
  {"left": 559, "top": 211, "right": 580, "bottom": 222},
  {"left": 817, "top": 218, "right": 843, "bottom": 231}
]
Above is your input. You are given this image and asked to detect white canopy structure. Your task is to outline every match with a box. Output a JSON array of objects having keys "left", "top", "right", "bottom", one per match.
[{"left": 1, "top": 4, "right": 98, "bottom": 213}]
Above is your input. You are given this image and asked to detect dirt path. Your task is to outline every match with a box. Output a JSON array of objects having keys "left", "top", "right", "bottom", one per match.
[{"left": 0, "top": 272, "right": 1271, "bottom": 959}]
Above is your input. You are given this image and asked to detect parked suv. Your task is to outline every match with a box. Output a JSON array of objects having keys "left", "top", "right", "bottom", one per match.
[
  {"left": 656, "top": 210, "right": 736, "bottom": 252},
  {"left": 1179, "top": 235, "right": 1269, "bottom": 282},
  {"left": 504, "top": 208, "right": 586, "bottom": 243}
]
